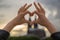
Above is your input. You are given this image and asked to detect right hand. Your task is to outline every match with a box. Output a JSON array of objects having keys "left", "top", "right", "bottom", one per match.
[{"left": 33, "top": 2, "right": 49, "bottom": 26}]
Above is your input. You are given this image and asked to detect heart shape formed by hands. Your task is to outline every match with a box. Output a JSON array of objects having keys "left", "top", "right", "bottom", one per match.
[
  {"left": 17, "top": 2, "right": 45, "bottom": 26},
  {"left": 24, "top": 11, "right": 38, "bottom": 21}
]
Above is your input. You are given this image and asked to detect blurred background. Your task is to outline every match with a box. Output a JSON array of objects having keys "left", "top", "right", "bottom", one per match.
[{"left": 0, "top": 0, "right": 60, "bottom": 37}]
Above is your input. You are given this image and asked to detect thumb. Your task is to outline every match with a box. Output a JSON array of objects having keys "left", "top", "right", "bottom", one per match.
[
  {"left": 25, "top": 20, "right": 33, "bottom": 25},
  {"left": 32, "top": 20, "right": 38, "bottom": 24}
]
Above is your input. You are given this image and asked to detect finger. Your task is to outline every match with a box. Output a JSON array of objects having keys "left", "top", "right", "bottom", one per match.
[
  {"left": 31, "top": 11, "right": 36, "bottom": 16},
  {"left": 22, "top": 11, "right": 31, "bottom": 16},
  {"left": 18, "top": 11, "right": 28, "bottom": 17},
  {"left": 28, "top": 21, "right": 35, "bottom": 25},
  {"left": 23, "top": 18, "right": 33, "bottom": 25},
  {"left": 33, "top": 11, "right": 40, "bottom": 16},
  {"left": 27, "top": 11, "right": 34, "bottom": 16},
  {"left": 22, "top": 3, "right": 27, "bottom": 9},
  {"left": 38, "top": 3, "right": 45, "bottom": 14},
  {"left": 23, "top": 11, "right": 35, "bottom": 16},
  {"left": 26, "top": 11, "right": 33, "bottom": 16},
  {"left": 34, "top": 2, "right": 40, "bottom": 11},
  {"left": 32, "top": 20, "right": 38, "bottom": 24},
  {"left": 38, "top": 3, "right": 43, "bottom": 10},
  {"left": 26, "top": 11, "right": 32, "bottom": 16},
  {"left": 24, "top": 4, "right": 32, "bottom": 11},
  {"left": 26, "top": 20, "right": 30, "bottom": 23},
  {"left": 24, "top": 11, "right": 30, "bottom": 15},
  {"left": 18, "top": 3, "right": 27, "bottom": 13},
  {"left": 27, "top": 11, "right": 35, "bottom": 16}
]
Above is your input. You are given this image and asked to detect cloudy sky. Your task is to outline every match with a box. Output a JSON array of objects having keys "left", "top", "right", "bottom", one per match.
[
  {"left": 0, "top": 0, "right": 60, "bottom": 36},
  {"left": 36, "top": 0, "right": 60, "bottom": 31},
  {"left": 0, "top": 0, "right": 35, "bottom": 28}
]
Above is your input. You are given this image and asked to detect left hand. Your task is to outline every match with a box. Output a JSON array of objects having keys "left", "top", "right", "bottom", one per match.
[{"left": 13, "top": 3, "right": 32, "bottom": 25}]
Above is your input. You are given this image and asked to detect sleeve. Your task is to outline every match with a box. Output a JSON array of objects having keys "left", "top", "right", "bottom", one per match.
[
  {"left": 0, "top": 30, "right": 10, "bottom": 40},
  {"left": 51, "top": 32, "right": 60, "bottom": 40}
]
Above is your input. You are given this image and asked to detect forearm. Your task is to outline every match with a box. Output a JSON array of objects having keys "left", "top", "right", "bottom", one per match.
[{"left": 3, "top": 17, "right": 17, "bottom": 32}]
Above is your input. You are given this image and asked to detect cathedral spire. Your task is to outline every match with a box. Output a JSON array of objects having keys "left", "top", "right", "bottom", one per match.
[
  {"left": 27, "top": 17, "right": 32, "bottom": 34},
  {"left": 34, "top": 15, "right": 38, "bottom": 29}
]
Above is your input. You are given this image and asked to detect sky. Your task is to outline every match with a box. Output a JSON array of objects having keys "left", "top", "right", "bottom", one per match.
[
  {"left": 0, "top": 0, "right": 60, "bottom": 36},
  {"left": 36, "top": 0, "right": 60, "bottom": 31}
]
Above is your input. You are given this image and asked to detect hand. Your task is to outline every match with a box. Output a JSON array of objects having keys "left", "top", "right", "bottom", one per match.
[
  {"left": 32, "top": 2, "right": 57, "bottom": 33},
  {"left": 33, "top": 2, "right": 48, "bottom": 26},
  {"left": 3, "top": 4, "right": 32, "bottom": 32},
  {"left": 14, "top": 3, "right": 32, "bottom": 25}
]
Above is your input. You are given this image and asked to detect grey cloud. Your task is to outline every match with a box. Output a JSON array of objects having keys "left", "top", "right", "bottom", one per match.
[
  {"left": 55, "top": 8, "right": 60, "bottom": 19},
  {"left": 0, "top": 4, "right": 11, "bottom": 8},
  {"left": 0, "top": 0, "right": 4, "bottom": 2},
  {"left": 37, "top": 0, "right": 60, "bottom": 9},
  {"left": 0, "top": 0, "right": 11, "bottom": 9},
  {"left": 36, "top": 0, "right": 60, "bottom": 31},
  {"left": 0, "top": 14, "right": 5, "bottom": 17},
  {"left": 36, "top": 0, "right": 60, "bottom": 19}
]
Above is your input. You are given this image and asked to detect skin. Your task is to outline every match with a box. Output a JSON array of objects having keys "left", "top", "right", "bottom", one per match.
[
  {"left": 3, "top": 3, "right": 32, "bottom": 32},
  {"left": 3, "top": 2, "right": 57, "bottom": 34},
  {"left": 33, "top": 2, "right": 57, "bottom": 34}
]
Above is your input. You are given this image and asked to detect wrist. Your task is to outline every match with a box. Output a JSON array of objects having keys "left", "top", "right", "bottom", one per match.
[
  {"left": 44, "top": 20, "right": 57, "bottom": 33},
  {"left": 41, "top": 17, "right": 57, "bottom": 33}
]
